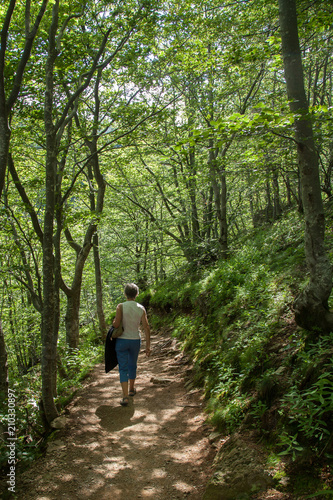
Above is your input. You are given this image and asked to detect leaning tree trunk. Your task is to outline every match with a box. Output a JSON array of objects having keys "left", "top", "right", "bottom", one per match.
[{"left": 279, "top": 0, "right": 333, "bottom": 332}]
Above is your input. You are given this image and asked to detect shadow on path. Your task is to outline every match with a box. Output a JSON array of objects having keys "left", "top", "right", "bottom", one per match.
[{"left": 14, "top": 332, "right": 215, "bottom": 500}]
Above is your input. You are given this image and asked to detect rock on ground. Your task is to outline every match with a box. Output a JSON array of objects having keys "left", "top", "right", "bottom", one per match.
[{"left": 203, "top": 433, "right": 274, "bottom": 500}]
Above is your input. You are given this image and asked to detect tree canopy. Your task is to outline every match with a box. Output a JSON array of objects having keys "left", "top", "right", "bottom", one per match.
[{"left": 0, "top": 0, "right": 333, "bottom": 480}]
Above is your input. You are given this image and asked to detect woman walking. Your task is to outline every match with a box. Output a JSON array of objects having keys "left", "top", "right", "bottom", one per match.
[{"left": 112, "top": 283, "right": 151, "bottom": 406}]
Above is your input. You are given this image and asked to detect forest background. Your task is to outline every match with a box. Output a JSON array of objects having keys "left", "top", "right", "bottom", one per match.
[{"left": 0, "top": 0, "right": 333, "bottom": 496}]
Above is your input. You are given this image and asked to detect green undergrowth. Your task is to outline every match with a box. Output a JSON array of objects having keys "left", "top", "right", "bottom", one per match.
[
  {"left": 0, "top": 338, "right": 103, "bottom": 470},
  {"left": 148, "top": 208, "right": 333, "bottom": 495},
  {"left": 56, "top": 341, "right": 104, "bottom": 408}
]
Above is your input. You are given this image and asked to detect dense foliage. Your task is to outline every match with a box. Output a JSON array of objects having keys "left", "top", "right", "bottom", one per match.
[
  {"left": 0, "top": 0, "right": 333, "bottom": 495},
  {"left": 145, "top": 204, "right": 333, "bottom": 496}
]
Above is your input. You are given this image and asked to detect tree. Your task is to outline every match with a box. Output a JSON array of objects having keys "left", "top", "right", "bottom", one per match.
[
  {"left": 278, "top": 0, "right": 333, "bottom": 332},
  {"left": 0, "top": 319, "right": 8, "bottom": 443},
  {"left": 0, "top": 0, "right": 49, "bottom": 200}
]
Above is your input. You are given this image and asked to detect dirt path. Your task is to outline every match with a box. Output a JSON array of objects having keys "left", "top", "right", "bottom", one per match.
[{"left": 15, "top": 331, "right": 215, "bottom": 499}]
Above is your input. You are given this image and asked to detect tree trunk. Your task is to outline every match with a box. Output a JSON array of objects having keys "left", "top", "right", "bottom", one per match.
[
  {"left": 219, "top": 164, "right": 228, "bottom": 256},
  {"left": 93, "top": 233, "right": 107, "bottom": 341},
  {"left": 0, "top": 117, "right": 11, "bottom": 200},
  {"left": 0, "top": 319, "right": 8, "bottom": 397},
  {"left": 265, "top": 180, "right": 273, "bottom": 222},
  {"left": 207, "top": 72, "right": 228, "bottom": 258},
  {"left": 279, "top": 0, "right": 333, "bottom": 332},
  {"left": 322, "top": 142, "right": 333, "bottom": 200},
  {"left": 0, "top": 319, "right": 8, "bottom": 445},
  {"left": 186, "top": 90, "right": 200, "bottom": 247},
  {"left": 83, "top": 73, "right": 107, "bottom": 341},
  {"left": 41, "top": 0, "right": 60, "bottom": 425},
  {"left": 208, "top": 142, "right": 226, "bottom": 255},
  {"left": 64, "top": 227, "right": 94, "bottom": 349},
  {"left": 272, "top": 166, "right": 282, "bottom": 219},
  {"left": 65, "top": 290, "right": 81, "bottom": 350}
]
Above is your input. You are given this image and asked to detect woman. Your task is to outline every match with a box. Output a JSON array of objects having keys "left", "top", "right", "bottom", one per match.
[{"left": 113, "top": 283, "right": 151, "bottom": 406}]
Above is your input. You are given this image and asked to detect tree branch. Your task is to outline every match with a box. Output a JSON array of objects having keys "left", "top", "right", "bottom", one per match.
[
  {"left": 7, "top": 0, "right": 49, "bottom": 110},
  {"left": 64, "top": 228, "right": 82, "bottom": 255},
  {"left": 105, "top": 179, "right": 183, "bottom": 246},
  {"left": 8, "top": 153, "right": 44, "bottom": 244}
]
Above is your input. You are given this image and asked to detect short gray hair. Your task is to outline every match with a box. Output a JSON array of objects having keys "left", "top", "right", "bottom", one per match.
[{"left": 124, "top": 283, "right": 139, "bottom": 299}]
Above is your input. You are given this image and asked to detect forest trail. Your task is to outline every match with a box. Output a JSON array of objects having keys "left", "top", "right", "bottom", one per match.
[{"left": 15, "top": 330, "right": 216, "bottom": 499}]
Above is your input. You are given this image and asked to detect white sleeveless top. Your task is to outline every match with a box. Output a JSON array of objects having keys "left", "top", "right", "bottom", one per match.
[{"left": 121, "top": 301, "right": 145, "bottom": 340}]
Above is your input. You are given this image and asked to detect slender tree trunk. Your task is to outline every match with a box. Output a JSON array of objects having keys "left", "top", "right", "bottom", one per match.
[
  {"left": 189, "top": 148, "right": 200, "bottom": 245},
  {"left": 93, "top": 233, "right": 107, "bottom": 340},
  {"left": 64, "top": 227, "right": 94, "bottom": 349},
  {"left": 0, "top": 0, "right": 14, "bottom": 199},
  {"left": 220, "top": 163, "right": 228, "bottom": 256},
  {"left": 186, "top": 89, "right": 200, "bottom": 247},
  {"left": 0, "top": 319, "right": 8, "bottom": 397},
  {"left": 153, "top": 247, "right": 158, "bottom": 283},
  {"left": 265, "top": 176, "right": 273, "bottom": 222},
  {"left": 0, "top": 118, "right": 11, "bottom": 199},
  {"left": 207, "top": 70, "right": 228, "bottom": 258},
  {"left": 83, "top": 73, "right": 107, "bottom": 340},
  {"left": 52, "top": 209, "right": 63, "bottom": 397},
  {"left": 279, "top": 0, "right": 333, "bottom": 332},
  {"left": 41, "top": 0, "right": 60, "bottom": 425},
  {"left": 208, "top": 142, "right": 226, "bottom": 255},
  {"left": 322, "top": 142, "right": 333, "bottom": 200},
  {"left": 283, "top": 171, "right": 292, "bottom": 207},
  {"left": 0, "top": 319, "right": 8, "bottom": 445},
  {"left": 65, "top": 291, "right": 81, "bottom": 349},
  {"left": 41, "top": 139, "right": 59, "bottom": 422},
  {"left": 272, "top": 166, "right": 282, "bottom": 219}
]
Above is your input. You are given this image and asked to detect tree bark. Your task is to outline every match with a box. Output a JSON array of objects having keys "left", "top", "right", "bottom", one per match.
[
  {"left": 0, "top": 319, "right": 8, "bottom": 445},
  {"left": 63, "top": 227, "right": 95, "bottom": 349},
  {"left": 93, "top": 233, "right": 107, "bottom": 340},
  {"left": 72, "top": 70, "right": 107, "bottom": 342},
  {"left": 41, "top": 0, "right": 60, "bottom": 425},
  {"left": 186, "top": 88, "right": 201, "bottom": 248},
  {"left": 279, "top": 0, "right": 333, "bottom": 332},
  {"left": 0, "top": 319, "right": 8, "bottom": 398},
  {"left": 65, "top": 290, "right": 81, "bottom": 350},
  {"left": 272, "top": 166, "right": 282, "bottom": 219}
]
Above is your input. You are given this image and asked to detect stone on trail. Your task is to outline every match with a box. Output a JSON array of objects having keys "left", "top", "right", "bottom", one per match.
[
  {"left": 150, "top": 376, "right": 173, "bottom": 385},
  {"left": 47, "top": 439, "right": 66, "bottom": 454},
  {"left": 203, "top": 434, "right": 274, "bottom": 500},
  {"left": 50, "top": 416, "right": 67, "bottom": 429}
]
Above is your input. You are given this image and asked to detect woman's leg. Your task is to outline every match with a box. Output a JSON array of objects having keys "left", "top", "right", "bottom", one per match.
[
  {"left": 115, "top": 339, "right": 141, "bottom": 400},
  {"left": 120, "top": 381, "right": 129, "bottom": 398},
  {"left": 128, "top": 339, "right": 141, "bottom": 393},
  {"left": 115, "top": 339, "right": 130, "bottom": 399}
]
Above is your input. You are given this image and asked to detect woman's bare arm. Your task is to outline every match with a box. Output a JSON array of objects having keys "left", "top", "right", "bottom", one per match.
[
  {"left": 141, "top": 309, "right": 151, "bottom": 356},
  {"left": 112, "top": 304, "right": 122, "bottom": 328}
]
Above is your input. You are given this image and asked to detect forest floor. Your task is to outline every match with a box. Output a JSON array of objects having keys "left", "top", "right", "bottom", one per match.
[{"left": 11, "top": 328, "right": 296, "bottom": 500}]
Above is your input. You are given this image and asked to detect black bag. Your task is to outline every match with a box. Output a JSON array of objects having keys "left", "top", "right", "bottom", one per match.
[{"left": 105, "top": 327, "right": 118, "bottom": 373}]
